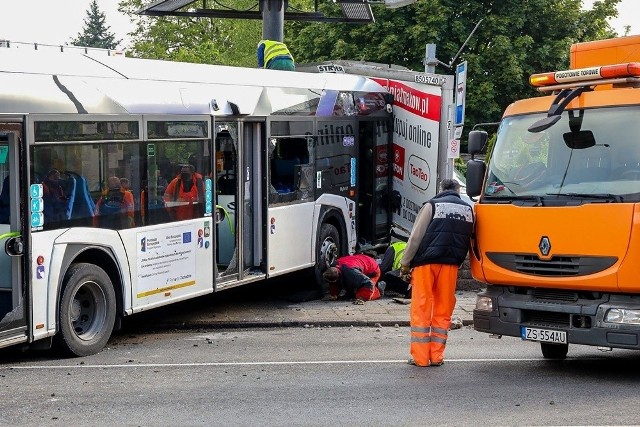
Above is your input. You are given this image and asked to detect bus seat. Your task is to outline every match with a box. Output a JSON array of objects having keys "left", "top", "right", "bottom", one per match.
[
  {"left": 66, "top": 172, "right": 95, "bottom": 220},
  {"left": 274, "top": 158, "right": 300, "bottom": 181},
  {"left": 62, "top": 173, "right": 77, "bottom": 220}
]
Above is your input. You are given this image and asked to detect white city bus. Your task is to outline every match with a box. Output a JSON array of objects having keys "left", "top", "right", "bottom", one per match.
[{"left": 0, "top": 48, "right": 393, "bottom": 356}]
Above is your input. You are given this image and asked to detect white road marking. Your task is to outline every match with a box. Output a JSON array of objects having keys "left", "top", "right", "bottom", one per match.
[{"left": 0, "top": 357, "right": 592, "bottom": 370}]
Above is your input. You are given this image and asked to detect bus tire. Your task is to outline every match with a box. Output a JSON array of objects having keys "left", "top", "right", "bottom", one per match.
[
  {"left": 540, "top": 342, "right": 568, "bottom": 360},
  {"left": 56, "top": 263, "right": 116, "bottom": 357},
  {"left": 315, "top": 223, "right": 341, "bottom": 288}
]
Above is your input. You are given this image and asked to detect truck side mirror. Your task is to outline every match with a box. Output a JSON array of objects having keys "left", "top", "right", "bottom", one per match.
[
  {"left": 468, "top": 130, "right": 488, "bottom": 156},
  {"left": 466, "top": 159, "right": 486, "bottom": 198}
]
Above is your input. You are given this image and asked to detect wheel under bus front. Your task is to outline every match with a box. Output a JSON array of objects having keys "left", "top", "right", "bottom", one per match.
[{"left": 314, "top": 222, "right": 342, "bottom": 288}]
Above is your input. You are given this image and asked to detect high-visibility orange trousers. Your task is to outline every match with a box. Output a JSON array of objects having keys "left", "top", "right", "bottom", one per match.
[{"left": 409, "top": 263, "right": 458, "bottom": 366}]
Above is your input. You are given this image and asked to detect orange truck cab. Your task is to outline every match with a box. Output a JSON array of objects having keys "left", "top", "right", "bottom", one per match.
[{"left": 466, "top": 35, "right": 640, "bottom": 359}]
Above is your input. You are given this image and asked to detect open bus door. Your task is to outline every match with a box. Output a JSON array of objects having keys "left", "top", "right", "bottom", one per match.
[
  {"left": 0, "top": 130, "right": 28, "bottom": 348},
  {"left": 356, "top": 119, "right": 392, "bottom": 248}
]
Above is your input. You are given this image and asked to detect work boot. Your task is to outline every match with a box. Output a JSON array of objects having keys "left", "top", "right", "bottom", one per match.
[{"left": 377, "top": 281, "right": 386, "bottom": 296}]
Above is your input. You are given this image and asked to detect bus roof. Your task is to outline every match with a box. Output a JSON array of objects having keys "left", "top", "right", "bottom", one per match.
[{"left": 0, "top": 48, "right": 387, "bottom": 116}]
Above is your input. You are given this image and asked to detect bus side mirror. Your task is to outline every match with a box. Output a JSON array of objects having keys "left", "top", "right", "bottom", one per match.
[
  {"left": 468, "top": 130, "right": 488, "bottom": 157},
  {"left": 466, "top": 159, "right": 486, "bottom": 198}
]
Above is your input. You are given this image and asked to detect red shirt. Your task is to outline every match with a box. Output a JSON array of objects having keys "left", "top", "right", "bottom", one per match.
[{"left": 336, "top": 254, "right": 380, "bottom": 276}]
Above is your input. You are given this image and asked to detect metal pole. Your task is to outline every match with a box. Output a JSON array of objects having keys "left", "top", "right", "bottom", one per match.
[
  {"left": 261, "top": 0, "right": 285, "bottom": 41},
  {"left": 424, "top": 43, "right": 437, "bottom": 74}
]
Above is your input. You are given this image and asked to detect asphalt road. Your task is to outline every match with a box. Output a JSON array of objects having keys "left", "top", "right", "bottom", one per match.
[{"left": 2, "top": 326, "right": 640, "bottom": 426}]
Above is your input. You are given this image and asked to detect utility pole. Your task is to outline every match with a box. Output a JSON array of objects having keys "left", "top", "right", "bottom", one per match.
[{"left": 260, "top": 0, "right": 285, "bottom": 41}]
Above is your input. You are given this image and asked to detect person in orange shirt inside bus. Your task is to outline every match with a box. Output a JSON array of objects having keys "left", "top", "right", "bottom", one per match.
[
  {"left": 163, "top": 164, "right": 205, "bottom": 221},
  {"left": 93, "top": 176, "right": 135, "bottom": 229}
]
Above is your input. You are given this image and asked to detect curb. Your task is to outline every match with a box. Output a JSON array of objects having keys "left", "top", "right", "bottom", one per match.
[{"left": 131, "top": 319, "right": 474, "bottom": 332}]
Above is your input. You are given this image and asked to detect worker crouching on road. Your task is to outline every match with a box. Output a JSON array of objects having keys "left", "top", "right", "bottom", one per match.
[
  {"left": 322, "top": 254, "right": 382, "bottom": 303},
  {"left": 400, "top": 178, "right": 474, "bottom": 367}
]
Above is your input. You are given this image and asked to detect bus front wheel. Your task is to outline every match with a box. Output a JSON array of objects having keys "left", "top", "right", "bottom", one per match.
[
  {"left": 540, "top": 342, "right": 568, "bottom": 360},
  {"left": 315, "top": 223, "right": 340, "bottom": 288},
  {"left": 56, "top": 263, "right": 116, "bottom": 357}
]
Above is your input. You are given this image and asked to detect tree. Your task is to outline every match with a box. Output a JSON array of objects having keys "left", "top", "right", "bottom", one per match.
[
  {"left": 288, "top": 0, "right": 621, "bottom": 141},
  {"left": 71, "top": 0, "right": 120, "bottom": 49},
  {"left": 118, "top": 0, "right": 260, "bottom": 66}
]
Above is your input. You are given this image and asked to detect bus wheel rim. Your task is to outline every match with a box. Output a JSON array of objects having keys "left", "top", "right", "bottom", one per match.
[{"left": 70, "top": 280, "right": 107, "bottom": 342}]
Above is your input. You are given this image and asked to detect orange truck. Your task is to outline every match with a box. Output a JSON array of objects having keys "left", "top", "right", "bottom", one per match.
[{"left": 466, "top": 35, "right": 640, "bottom": 359}]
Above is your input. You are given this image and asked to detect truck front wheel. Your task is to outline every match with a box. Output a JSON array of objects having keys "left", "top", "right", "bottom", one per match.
[
  {"left": 56, "top": 263, "right": 116, "bottom": 357},
  {"left": 540, "top": 342, "right": 568, "bottom": 360}
]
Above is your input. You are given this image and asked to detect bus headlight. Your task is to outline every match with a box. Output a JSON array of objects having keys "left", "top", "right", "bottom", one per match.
[
  {"left": 476, "top": 296, "right": 493, "bottom": 311},
  {"left": 605, "top": 308, "right": 640, "bottom": 325}
]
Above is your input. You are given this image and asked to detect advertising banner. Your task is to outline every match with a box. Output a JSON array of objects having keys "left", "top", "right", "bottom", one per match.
[{"left": 372, "top": 78, "right": 442, "bottom": 234}]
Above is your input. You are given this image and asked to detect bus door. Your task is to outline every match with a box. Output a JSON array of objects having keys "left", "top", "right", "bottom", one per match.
[
  {"left": 357, "top": 119, "right": 392, "bottom": 247},
  {"left": 240, "top": 121, "right": 266, "bottom": 280},
  {"left": 0, "top": 129, "right": 27, "bottom": 347},
  {"left": 214, "top": 122, "right": 240, "bottom": 286}
]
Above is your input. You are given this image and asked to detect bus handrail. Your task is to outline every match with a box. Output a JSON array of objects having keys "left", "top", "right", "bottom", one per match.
[{"left": 0, "top": 231, "right": 19, "bottom": 240}]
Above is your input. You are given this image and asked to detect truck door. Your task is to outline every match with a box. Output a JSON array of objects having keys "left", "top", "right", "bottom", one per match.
[{"left": 0, "top": 130, "right": 27, "bottom": 349}]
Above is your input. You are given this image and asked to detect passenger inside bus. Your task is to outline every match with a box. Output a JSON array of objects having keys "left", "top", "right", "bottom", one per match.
[
  {"left": 163, "top": 164, "right": 205, "bottom": 221},
  {"left": 93, "top": 176, "right": 135, "bottom": 229}
]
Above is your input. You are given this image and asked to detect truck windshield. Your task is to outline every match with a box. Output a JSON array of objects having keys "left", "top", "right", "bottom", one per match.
[{"left": 484, "top": 106, "right": 640, "bottom": 203}]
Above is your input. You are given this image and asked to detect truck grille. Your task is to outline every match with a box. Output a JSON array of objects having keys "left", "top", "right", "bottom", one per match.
[
  {"left": 525, "top": 310, "right": 571, "bottom": 327},
  {"left": 486, "top": 253, "right": 617, "bottom": 277},
  {"left": 532, "top": 288, "right": 578, "bottom": 302}
]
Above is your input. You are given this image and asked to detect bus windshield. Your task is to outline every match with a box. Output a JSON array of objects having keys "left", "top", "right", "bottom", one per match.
[{"left": 484, "top": 106, "right": 640, "bottom": 203}]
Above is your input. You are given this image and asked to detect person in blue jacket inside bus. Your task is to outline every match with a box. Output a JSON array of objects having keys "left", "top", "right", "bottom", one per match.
[{"left": 257, "top": 40, "right": 295, "bottom": 71}]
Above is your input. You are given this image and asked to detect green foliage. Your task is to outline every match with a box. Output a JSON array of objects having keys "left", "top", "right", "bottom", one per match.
[
  {"left": 71, "top": 0, "right": 120, "bottom": 49},
  {"left": 118, "top": 0, "right": 260, "bottom": 66}
]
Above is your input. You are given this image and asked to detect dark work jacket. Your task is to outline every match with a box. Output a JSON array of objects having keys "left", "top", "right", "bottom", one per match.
[{"left": 410, "top": 190, "right": 474, "bottom": 267}]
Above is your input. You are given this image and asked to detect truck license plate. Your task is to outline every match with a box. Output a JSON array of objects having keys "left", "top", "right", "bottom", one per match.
[{"left": 521, "top": 326, "right": 567, "bottom": 344}]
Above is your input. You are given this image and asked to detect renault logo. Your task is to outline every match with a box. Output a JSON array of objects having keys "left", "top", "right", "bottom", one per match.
[{"left": 539, "top": 236, "right": 551, "bottom": 256}]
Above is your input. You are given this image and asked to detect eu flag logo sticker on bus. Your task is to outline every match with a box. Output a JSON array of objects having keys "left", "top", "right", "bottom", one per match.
[{"left": 30, "top": 184, "right": 43, "bottom": 199}]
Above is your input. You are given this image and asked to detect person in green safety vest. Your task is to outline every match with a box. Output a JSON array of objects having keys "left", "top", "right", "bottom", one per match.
[
  {"left": 257, "top": 40, "right": 295, "bottom": 71},
  {"left": 379, "top": 241, "right": 412, "bottom": 298}
]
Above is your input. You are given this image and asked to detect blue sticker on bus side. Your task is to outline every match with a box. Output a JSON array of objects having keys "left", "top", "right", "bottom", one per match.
[
  {"left": 30, "top": 184, "right": 43, "bottom": 199},
  {"left": 350, "top": 157, "right": 356, "bottom": 186},
  {"left": 0, "top": 146, "right": 7, "bottom": 163},
  {"left": 31, "top": 212, "right": 44, "bottom": 228}
]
